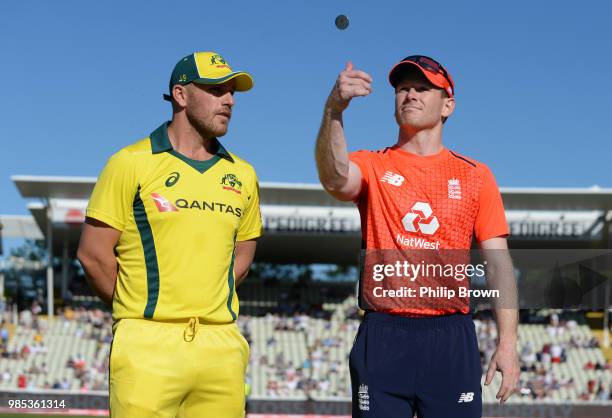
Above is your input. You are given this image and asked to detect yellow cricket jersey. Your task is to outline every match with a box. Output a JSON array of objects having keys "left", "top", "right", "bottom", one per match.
[{"left": 86, "top": 122, "right": 263, "bottom": 323}]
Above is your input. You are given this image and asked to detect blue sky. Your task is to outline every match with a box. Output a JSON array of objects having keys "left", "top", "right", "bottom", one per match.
[{"left": 1, "top": 0, "right": 611, "bottom": 217}]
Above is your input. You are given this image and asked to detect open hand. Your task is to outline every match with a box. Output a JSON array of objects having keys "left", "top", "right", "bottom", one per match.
[{"left": 484, "top": 342, "right": 520, "bottom": 403}]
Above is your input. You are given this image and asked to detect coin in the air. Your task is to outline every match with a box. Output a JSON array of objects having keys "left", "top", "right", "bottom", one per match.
[{"left": 335, "top": 15, "right": 349, "bottom": 30}]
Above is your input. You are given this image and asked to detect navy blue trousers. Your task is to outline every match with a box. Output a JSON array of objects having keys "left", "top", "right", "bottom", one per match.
[{"left": 349, "top": 312, "right": 482, "bottom": 418}]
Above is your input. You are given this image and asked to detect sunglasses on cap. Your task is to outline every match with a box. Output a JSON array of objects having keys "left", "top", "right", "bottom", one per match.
[{"left": 398, "top": 55, "right": 455, "bottom": 95}]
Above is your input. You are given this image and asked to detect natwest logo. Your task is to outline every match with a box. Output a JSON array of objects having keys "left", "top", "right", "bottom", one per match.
[
  {"left": 402, "top": 202, "right": 439, "bottom": 235},
  {"left": 151, "top": 193, "right": 178, "bottom": 212}
]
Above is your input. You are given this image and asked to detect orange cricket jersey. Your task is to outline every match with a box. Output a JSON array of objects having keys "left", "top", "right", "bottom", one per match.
[{"left": 350, "top": 146, "right": 509, "bottom": 316}]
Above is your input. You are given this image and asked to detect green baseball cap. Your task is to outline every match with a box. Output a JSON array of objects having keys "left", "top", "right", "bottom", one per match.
[{"left": 163, "top": 51, "right": 254, "bottom": 101}]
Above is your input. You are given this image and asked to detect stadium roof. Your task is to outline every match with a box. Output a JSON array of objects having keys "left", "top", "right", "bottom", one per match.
[
  {"left": 6, "top": 175, "right": 612, "bottom": 323},
  {"left": 6, "top": 175, "right": 612, "bottom": 262},
  {"left": 12, "top": 175, "right": 97, "bottom": 200},
  {"left": 0, "top": 214, "right": 43, "bottom": 240},
  {"left": 500, "top": 186, "right": 612, "bottom": 211},
  {"left": 11, "top": 175, "right": 350, "bottom": 207},
  {"left": 12, "top": 175, "right": 612, "bottom": 210}
]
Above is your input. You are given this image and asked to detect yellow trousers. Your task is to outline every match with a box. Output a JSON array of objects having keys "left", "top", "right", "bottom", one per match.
[{"left": 110, "top": 318, "right": 249, "bottom": 418}]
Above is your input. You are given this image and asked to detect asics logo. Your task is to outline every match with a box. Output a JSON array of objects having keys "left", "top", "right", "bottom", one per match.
[{"left": 165, "top": 172, "right": 180, "bottom": 187}]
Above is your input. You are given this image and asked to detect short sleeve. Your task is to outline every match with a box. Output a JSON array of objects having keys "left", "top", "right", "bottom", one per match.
[
  {"left": 237, "top": 170, "right": 263, "bottom": 241},
  {"left": 86, "top": 149, "right": 138, "bottom": 232},
  {"left": 348, "top": 150, "right": 372, "bottom": 201},
  {"left": 474, "top": 165, "right": 509, "bottom": 242}
]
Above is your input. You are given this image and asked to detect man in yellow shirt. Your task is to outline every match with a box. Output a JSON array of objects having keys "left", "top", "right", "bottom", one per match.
[{"left": 78, "top": 51, "right": 262, "bottom": 417}]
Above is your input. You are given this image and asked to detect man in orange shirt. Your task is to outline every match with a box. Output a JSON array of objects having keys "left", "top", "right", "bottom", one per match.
[{"left": 315, "top": 56, "right": 519, "bottom": 418}]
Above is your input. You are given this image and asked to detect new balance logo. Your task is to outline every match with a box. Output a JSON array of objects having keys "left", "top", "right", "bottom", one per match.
[
  {"left": 381, "top": 171, "right": 404, "bottom": 187},
  {"left": 401, "top": 202, "right": 439, "bottom": 235},
  {"left": 151, "top": 193, "right": 178, "bottom": 212},
  {"left": 358, "top": 384, "right": 370, "bottom": 411},
  {"left": 458, "top": 392, "right": 474, "bottom": 403}
]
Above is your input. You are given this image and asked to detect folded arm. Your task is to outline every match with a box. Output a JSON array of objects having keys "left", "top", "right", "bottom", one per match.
[
  {"left": 234, "top": 239, "right": 257, "bottom": 286},
  {"left": 77, "top": 218, "right": 121, "bottom": 306}
]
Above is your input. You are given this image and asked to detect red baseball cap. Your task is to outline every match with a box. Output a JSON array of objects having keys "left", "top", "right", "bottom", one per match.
[{"left": 388, "top": 55, "right": 455, "bottom": 97}]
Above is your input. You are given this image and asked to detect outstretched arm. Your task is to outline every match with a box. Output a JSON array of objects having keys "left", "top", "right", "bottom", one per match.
[{"left": 315, "top": 62, "right": 372, "bottom": 201}]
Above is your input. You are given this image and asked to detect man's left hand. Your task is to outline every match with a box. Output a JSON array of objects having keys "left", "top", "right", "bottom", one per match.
[{"left": 484, "top": 342, "right": 520, "bottom": 403}]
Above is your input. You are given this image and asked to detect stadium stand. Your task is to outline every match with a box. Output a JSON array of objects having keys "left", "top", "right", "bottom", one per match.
[
  {"left": 0, "top": 306, "right": 111, "bottom": 392},
  {"left": 1, "top": 295, "right": 611, "bottom": 403}
]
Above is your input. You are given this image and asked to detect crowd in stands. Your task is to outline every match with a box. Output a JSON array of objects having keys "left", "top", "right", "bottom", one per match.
[
  {"left": 242, "top": 314, "right": 322, "bottom": 397},
  {"left": 239, "top": 313, "right": 354, "bottom": 398},
  {"left": 476, "top": 311, "right": 612, "bottom": 401},
  {"left": 0, "top": 302, "right": 112, "bottom": 392},
  {"left": 1, "top": 301, "right": 611, "bottom": 402}
]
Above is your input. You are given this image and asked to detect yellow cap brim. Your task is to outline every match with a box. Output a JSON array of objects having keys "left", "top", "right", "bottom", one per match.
[{"left": 192, "top": 71, "right": 253, "bottom": 92}]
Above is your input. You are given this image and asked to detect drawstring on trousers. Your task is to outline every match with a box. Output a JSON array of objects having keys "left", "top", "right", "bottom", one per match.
[{"left": 184, "top": 317, "right": 199, "bottom": 342}]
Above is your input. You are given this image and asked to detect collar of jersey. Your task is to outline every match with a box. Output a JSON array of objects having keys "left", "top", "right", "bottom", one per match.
[
  {"left": 149, "top": 121, "right": 234, "bottom": 164},
  {"left": 389, "top": 146, "right": 450, "bottom": 168}
]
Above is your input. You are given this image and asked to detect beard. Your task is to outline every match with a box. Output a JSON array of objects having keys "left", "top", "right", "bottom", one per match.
[{"left": 186, "top": 108, "right": 229, "bottom": 139}]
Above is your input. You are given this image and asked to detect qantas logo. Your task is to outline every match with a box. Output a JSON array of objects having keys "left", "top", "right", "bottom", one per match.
[
  {"left": 151, "top": 193, "right": 178, "bottom": 212},
  {"left": 175, "top": 199, "right": 242, "bottom": 217},
  {"left": 150, "top": 193, "right": 242, "bottom": 218}
]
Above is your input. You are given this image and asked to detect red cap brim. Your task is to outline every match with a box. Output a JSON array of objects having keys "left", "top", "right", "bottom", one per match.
[{"left": 389, "top": 61, "right": 454, "bottom": 97}]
